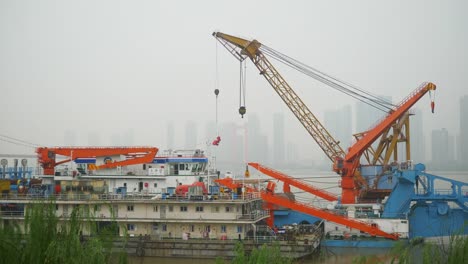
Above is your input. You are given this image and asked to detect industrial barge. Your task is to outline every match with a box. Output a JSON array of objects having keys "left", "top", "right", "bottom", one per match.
[{"left": 1, "top": 31, "right": 467, "bottom": 259}]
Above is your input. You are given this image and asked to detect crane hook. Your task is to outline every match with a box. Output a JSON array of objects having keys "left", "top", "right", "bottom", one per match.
[{"left": 239, "top": 106, "right": 246, "bottom": 118}]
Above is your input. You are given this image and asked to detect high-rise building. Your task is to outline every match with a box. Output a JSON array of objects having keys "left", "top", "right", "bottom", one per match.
[
  {"left": 216, "top": 122, "right": 244, "bottom": 171},
  {"left": 410, "top": 108, "right": 425, "bottom": 162},
  {"left": 247, "top": 113, "right": 268, "bottom": 164},
  {"left": 166, "top": 121, "right": 175, "bottom": 150},
  {"left": 431, "top": 128, "right": 449, "bottom": 170},
  {"left": 184, "top": 121, "right": 198, "bottom": 149},
  {"left": 286, "top": 141, "right": 299, "bottom": 166},
  {"left": 460, "top": 95, "right": 468, "bottom": 169},
  {"left": 324, "top": 105, "right": 352, "bottom": 149},
  {"left": 273, "top": 113, "right": 285, "bottom": 167},
  {"left": 205, "top": 121, "right": 217, "bottom": 146}
]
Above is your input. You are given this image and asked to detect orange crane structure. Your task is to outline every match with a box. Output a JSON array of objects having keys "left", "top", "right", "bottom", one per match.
[
  {"left": 36, "top": 147, "right": 158, "bottom": 175},
  {"left": 213, "top": 32, "right": 436, "bottom": 239}
]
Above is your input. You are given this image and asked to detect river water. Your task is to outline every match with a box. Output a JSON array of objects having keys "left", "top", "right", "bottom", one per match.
[{"left": 128, "top": 170, "right": 467, "bottom": 263}]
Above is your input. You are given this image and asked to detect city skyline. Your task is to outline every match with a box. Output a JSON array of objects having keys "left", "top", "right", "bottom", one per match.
[{"left": 2, "top": 93, "right": 466, "bottom": 172}]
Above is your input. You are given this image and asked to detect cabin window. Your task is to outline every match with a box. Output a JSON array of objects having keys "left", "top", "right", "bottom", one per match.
[
  {"left": 127, "top": 224, "right": 135, "bottom": 231},
  {"left": 152, "top": 223, "right": 158, "bottom": 230},
  {"left": 237, "top": 225, "right": 242, "bottom": 233},
  {"left": 221, "top": 225, "right": 227, "bottom": 233},
  {"left": 196, "top": 206, "right": 204, "bottom": 212},
  {"left": 179, "top": 164, "right": 184, "bottom": 170},
  {"left": 225, "top": 206, "right": 231, "bottom": 212},
  {"left": 123, "top": 183, "right": 127, "bottom": 187},
  {"left": 56, "top": 204, "right": 59, "bottom": 211},
  {"left": 162, "top": 224, "right": 167, "bottom": 232},
  {"left": 143, "top": 164, "right": 146, "bottom": 170},
  {"left": 153, "top": 205, "right": 158, "bottom": 212},
  {"left": 180, "top": 206, "right": 187, "bottom": 212},
  {"left": 190, "top": 225, "right": 195, "bottom": 232},
  {"left": 127, "top": 205, "right": 134, "bottom": 212},
  {"left": 154, "top": 183, "right": 157, "bottom": 188}
]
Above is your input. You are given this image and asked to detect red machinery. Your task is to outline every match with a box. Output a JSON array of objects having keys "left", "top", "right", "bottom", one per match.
[
  {"left": 175, "top": 181, "right": 208, "bottom": 197},
  {"left": 213, "top": 32, "right": 436, "bottom": 239},
  {"left": 214, "top": 177, "right": 257, "bottom": 193},
  {"left": 213, "top": 32, "right": 436, "bottom": 203},
  {"left": 250, "top": 162, "right": 399, "bottom": 240},
  {"left": 36, "top": 147, "right": 158, "bottom": 175},
  {"left": 334, "top": 82, "right": 436, "bottom": 203}
]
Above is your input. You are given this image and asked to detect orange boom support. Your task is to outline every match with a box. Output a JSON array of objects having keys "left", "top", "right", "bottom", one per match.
[{"left": 36, "top": 146, "right": 158, "bottom": 175}]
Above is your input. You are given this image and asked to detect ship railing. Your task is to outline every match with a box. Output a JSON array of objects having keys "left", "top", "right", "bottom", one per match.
[
  {"left": 236, "top": 210, "right": 269, "bottom": 220},
  {"left": 0, "top": 211, "right": 24, "bottom": 217},
  {"left": 0, "top": 191, "right": 265, "bottom": 202}
]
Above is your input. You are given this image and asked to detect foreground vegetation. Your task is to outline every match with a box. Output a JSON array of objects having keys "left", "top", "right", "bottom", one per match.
[
  {"left": 351, "top": 233, "right": 468, "bottom": 264},
  {"left": 215, "top": 242, "right": 293, "bottom": 264},
  {"left": 0, "top": 201, "right": 127, "bottom": 264}
]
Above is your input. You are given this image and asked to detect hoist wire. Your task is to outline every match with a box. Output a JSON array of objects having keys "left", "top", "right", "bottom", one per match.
[
  {"left": 243, "top": 61, "right": 247, "bottom": 108},
  {"left": 261, "top": 45, "right": 395, "bottom": 113},
  {"left": 239, "top": 61, "right": 243, "bottom": 108},
  {"left": 239, "top": 60, "right": 247, "bottom": 108},
  {"left": 215, "top": 40, "right": 219, "bottom": 136},
  {"left": 0, "top": 134, "right": 39, "bottom": 149},
  {"left": 261, "top": 45, "right": 394, "bottom": 108},
  {"left": 261, "top": 49, "right": 388, "bottom": 112},
  {"left": 262, "top": 46, "right": 391, "bottom": 112}
]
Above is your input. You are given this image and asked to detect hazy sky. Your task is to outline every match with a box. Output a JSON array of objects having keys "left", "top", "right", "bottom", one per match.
[{"left": 1, "top": 0, "right": 467, "bottom": 160}]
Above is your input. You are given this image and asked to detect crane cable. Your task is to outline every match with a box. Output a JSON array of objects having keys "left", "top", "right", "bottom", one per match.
[
  {"left": 0, "top": 133, "right": 40, "bottom": 149},
  {"left": 261, "top": 45, "right": 395, "bottom": 113},
  {"left": 238, "top": 60, "right": 247, "bottom": 118}
]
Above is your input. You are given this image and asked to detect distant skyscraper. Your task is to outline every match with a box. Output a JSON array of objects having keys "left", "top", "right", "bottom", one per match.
[
  {"left": 460, "top": 95, "right": 468, "bottom": 168},
  {"left": 184, "top": 121, "right": 198, "bottom": 149},
  {"left": 273, "top": 113, "right": 285, "bottom": 167},
  {"left": 286, "top": 141, "right": 298, "bottom": 165},
  {"left": 205, "top": 121, "right": 217, "bottom": 146},
  {"left": 355, "top": 96, "right": 392, "bottom": 133},
  {"left": 324, "top": 105, "right": 352, "bottom": 149},
  {"left": 247, "top": 113, "right": 268, "bottom": 164},
  {"left": 448, "top": 134, "right": 455, "bottom": 162},
  {"left": 410, "top": 108, "right": 425, "bottom": 162},
  {"left": 167, "top": 121, "right": 175, "bottom": 150},
  {"left": 431, "top": 128, "right": 449, "bottom": 170},
  {"left": 216, "top": 122, "right": 243, "bottom": 170}
]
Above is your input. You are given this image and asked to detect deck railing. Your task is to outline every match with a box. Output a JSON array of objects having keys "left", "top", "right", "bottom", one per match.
[{"left": 0, "top": 191, "right": 263, "bottom": 202}]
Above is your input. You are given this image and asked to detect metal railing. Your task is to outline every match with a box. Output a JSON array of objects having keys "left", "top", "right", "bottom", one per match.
[{"left": 0, "top": 191, "right": 263, "bottom": 202}]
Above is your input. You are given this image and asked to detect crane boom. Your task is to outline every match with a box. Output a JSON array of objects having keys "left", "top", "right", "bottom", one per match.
[
  {"left": 260, "top": 191, "right": 399, "bottom": 240},
  {"left": 248, "top": 162, "right": 338, "bottom": 202},
  {"left": 213, "top": 32, "right": 345, "bottom": 162},
  {"left": 345, "top": 82, "right": 436, "bottom": 162},
  {"left": 36, "top": 146, "right": 158, "bottom": 175},
  {"left": 339, "top": 82, "right": 436, "bottom": 204},
  {"left": 213, "top": 31, "right": 437, "bottom": 205}
]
